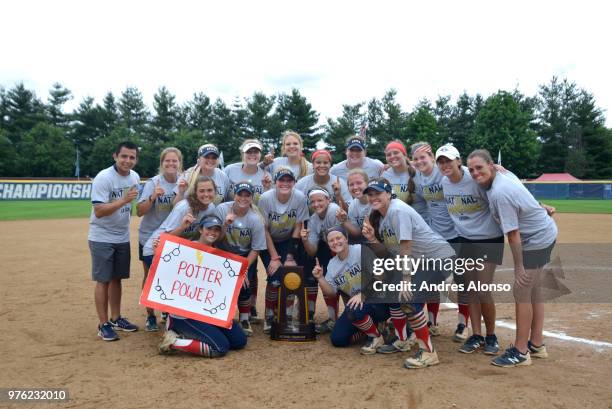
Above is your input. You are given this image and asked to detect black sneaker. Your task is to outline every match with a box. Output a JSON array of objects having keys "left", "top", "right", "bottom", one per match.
[
  {"left": 453, "top": 323, "right": 468, "bottom": 343},
  {"left": 459, "top": 334, "right": 485, "bottom": 353},
  {"left": 484, "top": 334, "right": 500, "bottom": 355},
  {"left": 98, "top": 321, "right": 119, "bottom": 341},
  {"left": 110, "top": 316, "right": 138, "bottom": 332}
]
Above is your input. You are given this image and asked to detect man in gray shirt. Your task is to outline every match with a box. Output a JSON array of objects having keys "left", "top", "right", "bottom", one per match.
[{"left": 88, "top": 141, "right": 140, "bottom": 341}]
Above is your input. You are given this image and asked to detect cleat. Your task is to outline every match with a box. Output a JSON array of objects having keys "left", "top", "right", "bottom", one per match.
[
  {"left": 160, "top": 312, "right": 168, "bottom": 323},
  {"left": 428, "top": 322, "right": 440, "bottom": 337},
  {"left": 376, "top": 333, "right": 417, "bottom": 354},
  {"left": 263, "top": 318, "right": 273, "bottom": 334},
  {"left": 528, "top": 340, "right": 549, "bottom": 359},
  {"left": 240, "top": 320, "right": 253, "bottom": 337},
  {"left": 315, "top": 319, "right": 335, "bottom": 334},
  {"left": 145, "top": 315, "right": 159, "bottom": 332},
  {"left": 110, "top": 316, "right": 138, "bottom": 332},
  {"left": 459, "top": 334, "right": 485, "bottom": 354},
  {"left": 404, "top": 349, "right": 440, "bottom": 369},
  {"left": 158, "top": 330, "right": 179, "bottom": 354},
  {"left": 484, "top": 334, "right": 500, "bottom": 355},
  {"left": 453, "top": 323, "right": 468, "bottom": 342},
  {"left": 492, "top": 346, "right": 532, "bottom": 367},
  {"left": 98, "top": 322, "right": 119, "bottom": 341},
  {"left": 360, "top": 335, "right": 385, "bottom": 355},
  {"left": 249, "top": 307, "right": 263, "bottom": 324}
]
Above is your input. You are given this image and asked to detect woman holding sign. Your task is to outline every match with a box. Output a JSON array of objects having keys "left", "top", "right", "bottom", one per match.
[
  {"left": 137, "top": 147, "right": 182, "bottom": 331},
  {"left": 158, "top": 215, "right": 247, "bottom": 357},
  {"left": 215, "top": 182, "right": 267, "bottom": 336}
]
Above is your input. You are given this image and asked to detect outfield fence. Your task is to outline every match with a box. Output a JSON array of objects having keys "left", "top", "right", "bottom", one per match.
[{"left": 523, "top": 181, "right": 612, "bottom": 200}]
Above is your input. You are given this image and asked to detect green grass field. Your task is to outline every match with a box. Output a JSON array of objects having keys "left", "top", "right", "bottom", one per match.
[{"left": 0, "top": 199, "right": 610, "bottom": 221}]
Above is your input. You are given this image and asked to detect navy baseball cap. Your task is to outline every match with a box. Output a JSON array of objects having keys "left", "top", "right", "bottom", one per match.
[
  {"left": 346, "top": 138, "right": 366, "bottom": 150},
  {"left": 198, "top": 145, "right": 220, "bottom": 158},
  {"left": 200, "top": 215, "right": 223, "bottom": 228},
  {"left": 363, "top": 179, "right": 392, "bottom": 194},
  {"left": 273, "top": 168, "right": 296, "bottom": 182},
  {"left": 234, "top": 182, "right": 254, "bottom": 195}
]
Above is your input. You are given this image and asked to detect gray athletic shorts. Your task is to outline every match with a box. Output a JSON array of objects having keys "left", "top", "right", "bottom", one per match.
[{"left": 89, "top": 241, "right": 131, "bottom": 282}]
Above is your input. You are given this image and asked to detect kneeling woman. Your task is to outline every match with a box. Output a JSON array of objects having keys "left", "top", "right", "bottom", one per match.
[
  {"left": 158, "top": 215, "right": 247, "bottom": 357},
  {"left": 312, "top": 227, "right": 390, "bottom": 355}
]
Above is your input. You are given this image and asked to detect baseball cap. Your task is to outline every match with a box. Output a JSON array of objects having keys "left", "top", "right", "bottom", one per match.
[
  {"left": 363, "top": 179, "right": 392, "bottom": 194},
  {"left": 273, "top": 168, "right": 296, "bottom": 182},
  {"left": 435, "top": 144, "right": 460, "bottom": 161},
  {"left": 200, "top": 215, "right": 223, "bottom": 228},
  {"left": 242, "top": 141, "right": 263, "bottom": 153},
  {"left": 234, "top": 182, "right": 254, "bottom": 195},
  {"left": 346, "top": 138, "right": 366, "bottom": 150},
  {"left": 198, "top": 145, "right": 220, "bottom": 158}
]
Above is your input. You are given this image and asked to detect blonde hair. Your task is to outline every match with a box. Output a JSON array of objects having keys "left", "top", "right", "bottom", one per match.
[
  {"left": 346, "top": 168, "right": 369, "bottom": 187},
  {"left": 159, "top": 147, "right": 183, "bottom": 175},
  {"left": 186, "top": 175, "right": 217, "bottom": 213},
  {"left": 280, "top": 130, "right": 308, "bottom": 179},
  {"left": 188, "top": 143, "right": 219, "bottom": 187}
]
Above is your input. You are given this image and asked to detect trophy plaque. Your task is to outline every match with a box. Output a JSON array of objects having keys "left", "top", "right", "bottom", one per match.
[{"left": 270, "top": 266, "right": 316, "bottom": 342}]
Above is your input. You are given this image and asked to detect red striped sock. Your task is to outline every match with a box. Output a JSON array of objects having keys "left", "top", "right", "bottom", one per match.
[
  {"left": 407, "top": 310, "right": 432, "bottom": 352},
  {"left": 350, "top": 332, "right": 366, "bottom": 344},
  {"left": 427, "top": 302, "right": 440, "bottom": 325},
  {"left": 458, "top": 303, "right": 470, "bottom": 326},
  {"left": 172, "top": 339, "right": 212, "bottom": 357},
  {"left": 353, "top": 315, "right": 380, "bottom": 337},
  {"left": 389, "top": 306, "right": 408, "bottom": 341},
  {"left": 265, "top": 284, "right": 278, "bottom": 318}
]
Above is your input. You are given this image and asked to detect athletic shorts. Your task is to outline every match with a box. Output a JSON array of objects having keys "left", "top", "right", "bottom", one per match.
[
  {"left": 89, "top": 241, "right": 131, "bottom": 282},
  {"left": 523, "top": 241, "right": 555, "bottom": 270},
  {"left": 457, "top": 236, "right": 504, "bottom": 266},
  {"left": 138, "top": 243, "right": 145, "bottom": 261}
]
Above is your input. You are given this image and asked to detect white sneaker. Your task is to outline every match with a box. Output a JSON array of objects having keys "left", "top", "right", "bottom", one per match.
[
  {"left": 404, "top": 349, "right": 440, "bottom": 369},
  {"left": 376, "top": 333, "right": 417, "bottom": 353},
  {"left": 453, "top": 323, "right": 468, "bottom": 342},
  {"left": 158, "top": 330, "right": 178, "bottom": 354},
  {"left": 429, "top": 323, "right": 440, "bottom": 337},
  {"left": 361, "top": 335, "right": 385, "bottom": 355}
]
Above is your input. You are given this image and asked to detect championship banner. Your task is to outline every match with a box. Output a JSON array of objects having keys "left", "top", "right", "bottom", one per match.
[{"left": 140, "top": 233, "right": 248, "bottom": 328}]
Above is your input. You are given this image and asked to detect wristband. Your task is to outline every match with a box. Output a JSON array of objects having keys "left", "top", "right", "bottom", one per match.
[{"left": 271, "top": 256, "right": 281, "bottom": 261}]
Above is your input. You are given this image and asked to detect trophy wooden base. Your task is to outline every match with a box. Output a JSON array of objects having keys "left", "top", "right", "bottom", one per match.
[{"left": 270, "top": 321, "right": 316, "bottom": 342}]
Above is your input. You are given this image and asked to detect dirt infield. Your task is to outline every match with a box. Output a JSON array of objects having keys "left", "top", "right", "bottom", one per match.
[{"left": 1, "top": 213, "right": 611, "bottom": 409}]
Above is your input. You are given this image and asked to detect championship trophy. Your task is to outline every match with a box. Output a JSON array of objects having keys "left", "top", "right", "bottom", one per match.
[{"left": 270, "top": 266, "right": 316, "bottom": 342}]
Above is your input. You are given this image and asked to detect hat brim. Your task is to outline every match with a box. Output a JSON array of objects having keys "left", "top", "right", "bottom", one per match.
[
  {"left": 234, "top": 187, "right": 254, "bottom": 195},
  {"left": 435, "top": 153, "right": 459, "bottom": 161},
  {"left": 347, "top": 143, "right": 365, "bottom": 150},
  {"left": 363, "top": 186, "right": 387, "bottom": 194}
]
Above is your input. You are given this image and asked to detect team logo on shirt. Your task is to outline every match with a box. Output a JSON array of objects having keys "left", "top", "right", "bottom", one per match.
[
  {"left": 381, "top": 227, "right": 399, "bottom": 245},
  {"left": 155, "top": 194, "right": 175, "bottom": 213},
  {"left": 392, "top": 184, "right": 410, "bottom": 202},
  {"left": 268, "top": 209, "right": 298, "bottom": 232},
  {"left": 422, "top": 184, "right": 444, "bottom": 201},
  {"left": 333, "top": 263, "right": 361, "bottom": 295},
  {"left": 225, "top": 225, "right": 253, "bottom": 250},
  {"left": 445, "top": 195, "right": 485, "bottom": 216}
]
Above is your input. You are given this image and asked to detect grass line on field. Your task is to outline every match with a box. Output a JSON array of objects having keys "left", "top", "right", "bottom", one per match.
[
  {"left": 0, "top": 200, "right": 92, "bottom": 221},
  {"left": 543, "top": 200, "right": 612, "bottom": 214}
]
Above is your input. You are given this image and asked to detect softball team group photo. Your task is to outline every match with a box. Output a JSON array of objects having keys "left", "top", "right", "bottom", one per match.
[{"left": 89, "top": 131, "right": 558, "bottom": 370}]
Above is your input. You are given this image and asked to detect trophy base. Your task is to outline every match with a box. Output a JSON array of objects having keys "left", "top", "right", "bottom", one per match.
[{"left": 270, "top": 321, "right": 316, "bottom": 342}]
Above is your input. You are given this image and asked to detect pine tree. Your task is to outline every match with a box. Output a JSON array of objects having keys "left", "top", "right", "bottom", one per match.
[
  {"left": 46, "top": 82, "right": 72, "bottom": 128},
  {"left": 276, "top": 89, "right": 320, "bottom": 154},
  {"left": 151, "top": 86, "right": 178, "bottom": 143},
  {"left": 324, "top": 103, "right": 365, "bottom": 163}
]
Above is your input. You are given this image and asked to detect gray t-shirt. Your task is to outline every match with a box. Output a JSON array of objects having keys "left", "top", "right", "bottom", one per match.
[
  {"left": 138, "top": 175, "right": 177, "bottom": 245},
  {"left": 348, "top": 198, "right": 371, "bottom": 229},
  {"left": 413, "top": 167, "right": 457, "bottom": 240},
  {"left": 326, "top": 245, "right": 362, "bottom": 297},
  {"left": 265, "top": 157, "right": 313, "bottom": 180},
  {"left": 142, "top": 200, "right": 216, "bottom": 256},
  {"left": 176, "top": 167, "right": 230, "bottom": 205},
  {"left": 378, "top": 199, "right": 455, "bottom": 259},
  {"left": 382, "top": 167, "right": 430, "bottom": 223},
  {"left": 258, "top": 189, "right": 309, "bottom": 242},
  {"left": 307, "top": 202, "right": 342, "bottom": 244},
  {"left": 487, "top": 173, "right": 558, "bottom": 251},
  {"left": 215, "top": 202, "right": 267, "bottom": 255},
  {"left": 88, "top": 165, "right": 140, "bottom": 243},
  {"left": 295, "top": 174, "right": 352, "bottom": 211},
  {"left": 441, "top": 167, "right": 502, "bottom": 240},
  {"left": 223, "top": 163, "right": 270, "bottom": 205},
  {"left": 330, "top": 157, "right": 383, "bottom": 180}
]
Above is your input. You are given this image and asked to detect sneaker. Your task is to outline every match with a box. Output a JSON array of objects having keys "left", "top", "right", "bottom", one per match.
[
  {"left": 160, "top": 312, "right": 168, "bottom": 323},
  {"left": 360, "top": 335, "right": 385, "bottom": 355},
  {"left": 97, "top": 322, "right": 119, "bottom": 341},
  {"left": 453, "top": 323, "right": 468, "bottom": 342},
  {"left": 404, "top": 349, "right": 440, "bottom": 369},
  {"left": 249, "top": 307, "right": 263, "bottom": 324},
  {"left": 459, "top": 334, "right": 485, "bottom": 354},
  {"left": 263, "top": 317, "right": 273, "bottom": 334},
  {"left": 110, "top": 316, "right": 138, "bottom": 332},
  {"left": 528, "top": 340, "right": 549, "bottom": 359},
  {"left": 376, "top": 333, "right": 416, "bottom": 354},
  {"left": 145, "top": 315, "right": 159, "bottom": 332},
  {"left": 158, "top": 330, "right": 178, "bottom": 354},
  {"left": 241, "top": 320, "right": 253, "bottom": 337},
  {"left": 484, "top": 334, "right": 500, "bottom": 355},
  {"left": 491, "top": 346, "right": 532, "bottom": 367},
  {"left": 428, "top": 322, "right": 440, "bottom": 337},
  {"left": 315, "top": 319, "right": 335, "bottom": 334}
]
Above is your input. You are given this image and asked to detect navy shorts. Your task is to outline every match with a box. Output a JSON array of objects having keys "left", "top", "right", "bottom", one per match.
[
  {"left": 89, "top": 241, "right": 131, "bottom": 282},
  {"left": 457, "top": 236, "right": 505, "bottom": 266},
  {"left": 523, "top": 241, "right": 555, "bottom": 270}
]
